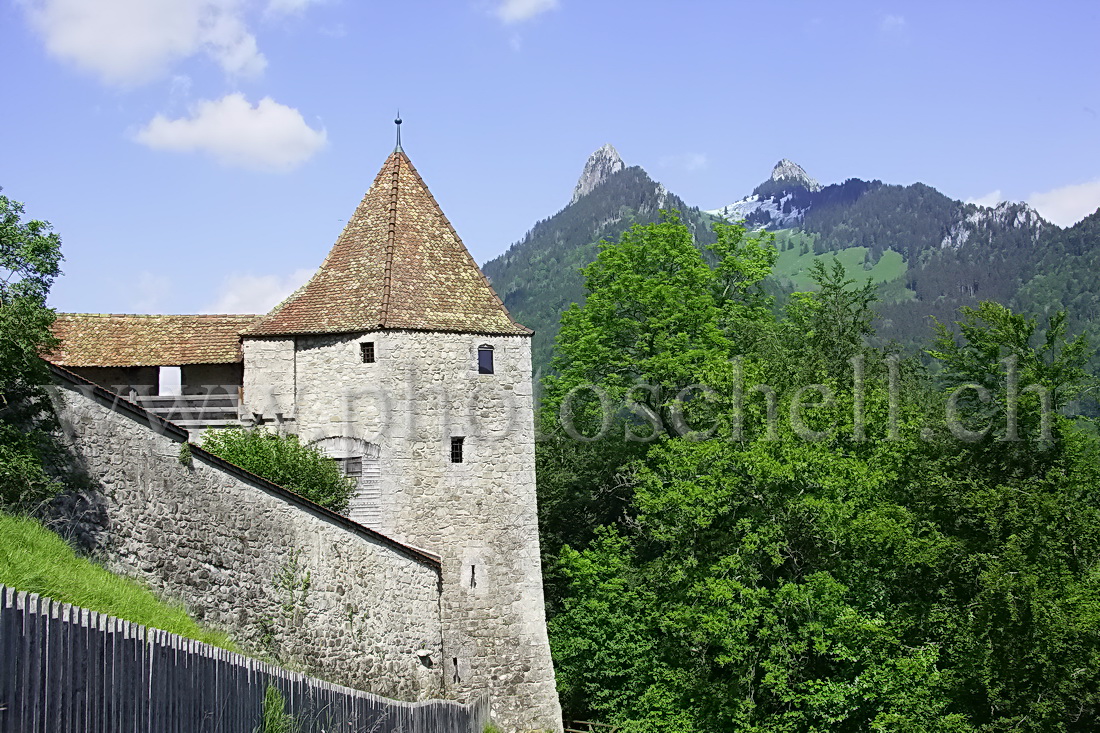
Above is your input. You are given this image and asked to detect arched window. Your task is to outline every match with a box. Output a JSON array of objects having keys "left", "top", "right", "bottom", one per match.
[
  {"left": 310, "top": 437, "right": 381, "bottom": 528},
  {"left": 477, "top": 344, "right": 494, "bottom": 374}
]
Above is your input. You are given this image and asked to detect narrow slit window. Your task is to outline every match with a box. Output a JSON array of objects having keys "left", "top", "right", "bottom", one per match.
[
  {"left": 477, "top": 346, "right": 494, "bottom": 375},
  {"left": 361, "top": 342, "right": 376, "bottom": 363},
  {"left": 450, "top": 436, "right": 465, "bottom": 464}
]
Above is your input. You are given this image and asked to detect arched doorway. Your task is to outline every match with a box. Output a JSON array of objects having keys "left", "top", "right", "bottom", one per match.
[{"left": 311, "top": 437, "right": 381, "bottom": 528}]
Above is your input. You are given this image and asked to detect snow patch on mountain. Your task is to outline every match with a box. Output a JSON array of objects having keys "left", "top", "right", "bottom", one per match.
[
  {"left": 706, "top": 193, "right": 807, "bottom": 228},
  {"left": 706, "top": 159, "right": 819, "bottom": 228}
]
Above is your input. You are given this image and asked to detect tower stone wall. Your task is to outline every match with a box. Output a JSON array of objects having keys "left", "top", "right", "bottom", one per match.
[
  {"left": 242, "top": 337, "right": 297, "bottom": 418},
  {"left": 242, "top": 329, "right": 561, "bottom": 730}
]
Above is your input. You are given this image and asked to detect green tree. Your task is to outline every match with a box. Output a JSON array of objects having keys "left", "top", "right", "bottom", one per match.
[
  {"left": 538, "top": 213, "right": 745, "bottom": 568},
  {"left": 1, "top": 193, "right": 63, "bottom": 392},
  {"left": 200, "top": 428, "right": 354, "bottom": 514},
  {"left": 779, "top": 258, "right": 878, "bottom": 380},
  {"left": 0, "top": 192, "right": 64, "bottom": 509},
  {"left": 913, "top": 303, "right": 1100, "bottom": 730},
  {"left": 545, "top": 211, "right": 734, "bottom": 422},
  {"left": 709, "top": 218, "right": 778, "bottom": 353},
  {"left": 928, "top": 302, "right": 1093, "bottom": 442},
  {"left": 541, "top": 208, "right": 1100, "bottom": 731}
]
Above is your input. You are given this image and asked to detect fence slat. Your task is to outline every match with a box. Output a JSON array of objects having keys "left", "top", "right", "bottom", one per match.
[
  {"left": 21, "top": 594, "right": 38, "bottom": 733},
  {"left": 94, "top": 613, "right": 104, "bottom": 733},
  {"left": 57, "top": 603, "right": 71, "bottom": 733},
  {"left": 103, "top": 615, "right": 114, "bottom": 733},
  {"left": 43, "top": 600, "right": 59, "bottom": 733},
  {"left": 0, "top": 588, "right": 17, "bottom": 733},
  {"left": 66, "top": 604, "right": 82, "bottom": 733}
]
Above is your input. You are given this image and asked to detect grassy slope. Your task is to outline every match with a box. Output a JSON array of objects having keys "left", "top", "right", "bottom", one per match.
[
  {"left": 0, "top": 512, "right": 235, "bottom": 649},
  {"left": 770, "top": 229, "right": 913, "bottom": 301}
]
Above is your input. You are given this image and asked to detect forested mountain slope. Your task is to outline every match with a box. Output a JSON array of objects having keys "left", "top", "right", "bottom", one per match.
[
  {"left": 483, "top": 149, "right": 1098, "bottom": 375},
  {"left": 483, "top": 148, "right": 716, "bottom": 370},
  {"left": 711, "top": 161, "right": 1054, "bottom": 346},
  {"left": 1013, "top": 208, "right": 1100, "bottom": 371}
]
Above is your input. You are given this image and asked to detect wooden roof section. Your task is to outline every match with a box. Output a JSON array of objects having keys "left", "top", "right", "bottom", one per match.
[
  {"left": 49, "top": 314, "right": 258, "bottom": 367},
  {"left": 245, "top": 151, "right": 530, "bottom": 337}
]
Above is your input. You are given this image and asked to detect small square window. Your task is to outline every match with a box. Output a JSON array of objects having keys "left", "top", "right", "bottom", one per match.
[
  {"left": 335, "top": 456, "right": 362, "bottom": 477},
  {"left": 361, "top": 342, "right": 376, "bottom": 363},
  {"left": 450, "top": 436, "right": 465, "bottom": 464},
  {"left": 478, "top": 346, "right": 494, "bottom": 375}
]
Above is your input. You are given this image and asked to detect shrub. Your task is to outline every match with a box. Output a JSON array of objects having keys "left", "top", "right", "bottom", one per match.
[
  {"left": 200, "top": 428, "right": 354, "bottom": 514},
  {"left": 0, "top": 422, "right": 60, "bottom": 509}
]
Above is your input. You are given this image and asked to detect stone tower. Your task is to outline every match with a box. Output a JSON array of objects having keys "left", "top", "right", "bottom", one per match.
[{"left": 239, "top": 145, "right": 563, "bottom": 731}]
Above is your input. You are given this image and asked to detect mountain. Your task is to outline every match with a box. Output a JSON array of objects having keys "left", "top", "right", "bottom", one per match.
[
  {"left": 482, "top": 146, "right": 717, "bottom": 371},
  {"left": 571, "top": 143, "right": 626, "bottom": 203},
  {"left": 1012, "top": 207, "right": 1100, "bottom": 380},
  {"left": 483, "top": 147, "right": 1100, "bottom": 383},
  {"left": 707, "top": 159, "right": 821, "bottom": 229},
  {"left": 706, "top": 161, "right": 1054, "bottom": 347}
]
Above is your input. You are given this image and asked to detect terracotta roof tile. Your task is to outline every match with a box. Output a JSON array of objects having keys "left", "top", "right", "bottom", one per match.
[
  {"left": 49, "top": 314, "right": 258, "bottom": 367},
  {"left": 245, "top": 151, "right": 530, "bottom": 337}
]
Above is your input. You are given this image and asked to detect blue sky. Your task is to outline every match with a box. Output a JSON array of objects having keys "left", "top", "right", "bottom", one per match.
[{"left": 2, "top": 0, "right": 1099, "bottom": 315}]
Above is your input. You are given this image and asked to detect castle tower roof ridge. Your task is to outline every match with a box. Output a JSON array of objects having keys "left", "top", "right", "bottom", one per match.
[
  {"left": 245, "top": 149, "right": 530, "bottom": 337},
  {"left": 378, "top": 149, "right": 401, "bottom": 326}
]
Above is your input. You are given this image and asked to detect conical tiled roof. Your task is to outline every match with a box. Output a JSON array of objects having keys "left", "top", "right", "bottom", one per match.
[{"left": 246, "top": 151, "right": 530, "bottom": 337}]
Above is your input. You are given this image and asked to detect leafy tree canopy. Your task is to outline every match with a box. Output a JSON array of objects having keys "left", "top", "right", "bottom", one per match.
[
  {"left": 0, "top": 191, "right": 64, "bottom": 510},
  {"left": 0, "top": 192, "right": 62, "bottom": 396},
  {"left": 540, "top": 214, "right": 1100, "bottom": 732},
  {"left": 200, "top": 428, "right": 354, "bottom": 514}
]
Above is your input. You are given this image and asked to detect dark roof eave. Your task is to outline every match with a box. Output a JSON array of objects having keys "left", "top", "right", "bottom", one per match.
[
  {"left": 46, "top": 357, "right": 245, "bottom": 368},
  {"left": 244, "top": 325, "right": 534, "bottom": 339}
]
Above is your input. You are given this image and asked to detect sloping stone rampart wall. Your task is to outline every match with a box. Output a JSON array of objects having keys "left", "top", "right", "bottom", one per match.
[{"left": 47, "top": 370, "right": 445, "bottom": 703}]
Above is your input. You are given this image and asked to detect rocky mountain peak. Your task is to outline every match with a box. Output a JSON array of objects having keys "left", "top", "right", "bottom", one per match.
[
  {"left": 770, "top": 158, "right": 821, "bottom": 192},
  {"left": 571, "top": 143, "right": 625, "bottom": 204}
]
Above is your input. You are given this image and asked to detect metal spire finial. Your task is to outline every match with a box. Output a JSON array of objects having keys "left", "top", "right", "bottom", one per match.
[{"left": 394, "top": 112, "right": 403, "bottom": 153}]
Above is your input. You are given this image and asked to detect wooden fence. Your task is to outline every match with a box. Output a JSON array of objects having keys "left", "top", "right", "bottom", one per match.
[{"left": 0, "top": 586, "right": 488, "bottom": 733}]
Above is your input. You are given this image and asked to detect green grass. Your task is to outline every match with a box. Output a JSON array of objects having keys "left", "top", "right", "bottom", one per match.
[
  {"left": 0, "top": 511, "right": 236, "bottom": 650},
  {"left": 769, "top": 230, "right": 914, "bottom": 301},
  {"left": 255, "top": 685, "right": 300, "bottom": 733}
]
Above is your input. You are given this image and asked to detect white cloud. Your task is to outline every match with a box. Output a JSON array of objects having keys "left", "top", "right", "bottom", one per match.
[
  {"left": 203, "top": 268, "right": 315, "bottom": 314},
  {"left": 659, "top": 152, "right": 709, "bottom": 172},
  {"left": 495, "top": 0, "right": 558, "bottom": 24},
  {"left": 21, "top": 0, "right": 266, "bottom": 86},
  {"left": 1028, "top": 180, "right": 1100, "bottom": 227},
  {"left": 880, "top": 14, "right": 906, "bottom": 33},
  {"left": 966, "top": 190, "right": 1003, "bottom": 208},
  {"left": 134, "top": 94, "right": 327, "bottom": 171},
  {"left": 202, "top": 9, "right": 266, "bottom": 77}
]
